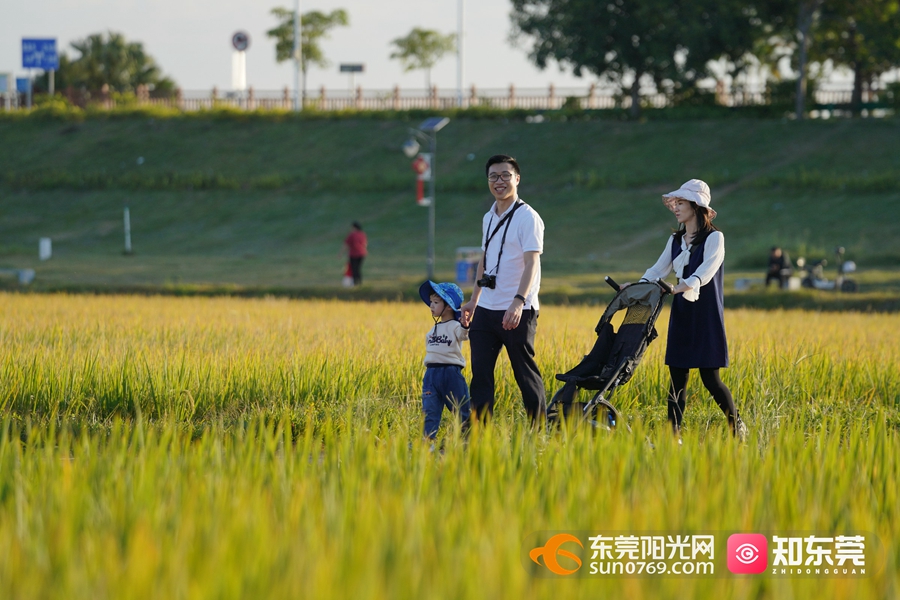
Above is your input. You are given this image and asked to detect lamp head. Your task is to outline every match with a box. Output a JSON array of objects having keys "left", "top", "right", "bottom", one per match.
[{"left": 402, "top": 138, "right": 420, "bottom": 158}]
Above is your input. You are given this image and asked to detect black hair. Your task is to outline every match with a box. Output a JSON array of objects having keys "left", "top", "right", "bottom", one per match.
[
  {"left": 352, "top": 221, "right": 362, "bottom": 231},
  {"left": 485, "top": 154, "right": 521, "bottom": 177}
]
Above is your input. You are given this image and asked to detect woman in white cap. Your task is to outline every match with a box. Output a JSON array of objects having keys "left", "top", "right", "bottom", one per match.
[{"left": 633, "top": 179, "right": 746, "bottom": 439}]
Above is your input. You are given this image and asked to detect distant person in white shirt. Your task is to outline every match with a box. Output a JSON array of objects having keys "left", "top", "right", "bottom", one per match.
[
  {"left": 460, "top": 155, "right": 546, "bottom": 425},
  {"left": 420, "top": 280, "right": 471, "bottom": 440}
]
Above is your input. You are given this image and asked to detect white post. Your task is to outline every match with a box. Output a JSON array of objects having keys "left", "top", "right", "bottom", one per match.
[
  {"left": 123, "top": 207, "right": 133, "bottom": 254},
  {"left": 232, "top": 50, "right": 247, "bottom": 108},
  {"left": 293, "top": 0, "right": 302, "bottom": 111},
  {"left": 39, "top": 237, "right": 52, "bottom": 260},
  {"left": 27, "top": 70, "right": 33, "bottom": 109},
  {"left": 457, "top": 0, "right": 465, "bottom": 108},
  {"left": 48, "top": 69, "right": 55, "bottom": 96}
]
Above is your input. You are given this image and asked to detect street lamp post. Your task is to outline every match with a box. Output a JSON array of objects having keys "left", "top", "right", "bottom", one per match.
[{"left": 403, "top": 117, "right": 450, "bottom": 280}]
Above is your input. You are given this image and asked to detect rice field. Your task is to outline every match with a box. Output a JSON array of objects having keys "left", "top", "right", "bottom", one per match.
[{"left": 0, "top": 292, "right": 898, "bottom": 599}]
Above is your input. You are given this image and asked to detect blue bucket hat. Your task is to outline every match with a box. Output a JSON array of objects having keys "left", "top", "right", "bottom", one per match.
[{"left": 419, "top": 280, "right": 464, "bottom": 320}]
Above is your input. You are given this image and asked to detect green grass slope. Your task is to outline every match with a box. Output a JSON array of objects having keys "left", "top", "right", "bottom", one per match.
[{"left": 1, "top": 116, "right": 899, "bottom": 301}]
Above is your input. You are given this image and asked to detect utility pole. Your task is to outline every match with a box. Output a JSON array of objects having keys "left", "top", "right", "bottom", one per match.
[
  {"left": 795, "top": 0, "right": 822, "bottom": 121},
  {"left": 293, "top": 0, "right": 302, "bottom": 111},
  {"left": 457, "top": 0, "right": 465, "bottom": 108}
]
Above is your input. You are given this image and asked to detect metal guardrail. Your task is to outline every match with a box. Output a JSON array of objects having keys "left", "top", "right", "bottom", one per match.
[{"left": 4, "top": 82, "right": 892, "bottom": 112}]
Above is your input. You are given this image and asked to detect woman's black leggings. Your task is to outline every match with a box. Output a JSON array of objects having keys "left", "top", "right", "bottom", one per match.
[{"left": 667, "top": 366, "right": 738, "bottom": 433}]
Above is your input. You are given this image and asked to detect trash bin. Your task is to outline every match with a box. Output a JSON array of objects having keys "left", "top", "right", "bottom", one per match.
[{"left": 455, "top": 246, "right": 482, "bottom": 285}]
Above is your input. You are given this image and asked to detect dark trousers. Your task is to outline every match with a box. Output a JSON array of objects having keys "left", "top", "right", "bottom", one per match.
[
  {"left": 468, "top": 306, "right": 546, "bottom": 423},
  {"left": 349, "top": 257, "right": 364, "bottom": 285},
  {"left": 765, "top": 272, "right": 787, "bottom": 288},
  {"left": 667, "top": 366, "right": 739, "bottom": 434}
]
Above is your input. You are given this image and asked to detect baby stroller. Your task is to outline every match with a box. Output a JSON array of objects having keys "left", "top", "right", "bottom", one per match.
[{"left": 548, "top": 277, "right": 673, "bottom": 429}]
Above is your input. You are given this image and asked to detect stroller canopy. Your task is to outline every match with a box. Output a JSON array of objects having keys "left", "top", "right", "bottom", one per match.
[{"left": 552, "top": 281, "right": 669, "bottom": 413}]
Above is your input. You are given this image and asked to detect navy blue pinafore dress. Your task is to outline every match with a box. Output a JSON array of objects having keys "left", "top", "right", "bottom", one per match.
[{"left": 665, "top": 233, "right": 729, "bottom": 369}]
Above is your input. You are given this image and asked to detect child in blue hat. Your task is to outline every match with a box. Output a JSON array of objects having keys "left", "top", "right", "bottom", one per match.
[{"left": 419, "top": 280, "right": 472, "bottom": 439}]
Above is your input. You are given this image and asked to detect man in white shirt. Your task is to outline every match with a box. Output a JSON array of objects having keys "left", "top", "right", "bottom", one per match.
[{"left": 460, "top": 155, "right": 546, "bottom": 424}]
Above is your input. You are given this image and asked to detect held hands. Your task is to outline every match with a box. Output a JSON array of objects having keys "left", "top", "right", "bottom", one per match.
[
  {"left": 460, "top": 299, "right": 477, "bottom": 328},
  {"left": 461, "top": 297, "right": 524, "bottom": 329}
]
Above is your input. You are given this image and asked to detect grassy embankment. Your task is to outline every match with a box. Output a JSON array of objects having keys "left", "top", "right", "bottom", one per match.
[{"left": 1, "top": 116, "right": 899, "bottom": 308}]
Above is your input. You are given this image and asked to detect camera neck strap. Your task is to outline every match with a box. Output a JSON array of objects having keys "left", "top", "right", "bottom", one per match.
[{"left": 482, "top": 201, "right": 524, "bottom": 276}]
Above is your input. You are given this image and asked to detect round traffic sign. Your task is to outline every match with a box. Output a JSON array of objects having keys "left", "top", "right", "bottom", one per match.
[{"left": 232, "top": 31, "right": 250, "bottom": 52}]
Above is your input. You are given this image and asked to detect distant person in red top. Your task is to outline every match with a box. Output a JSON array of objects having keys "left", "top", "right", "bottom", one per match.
[{"left": 344, "top": 221, "right": 368, "bottom": 286}]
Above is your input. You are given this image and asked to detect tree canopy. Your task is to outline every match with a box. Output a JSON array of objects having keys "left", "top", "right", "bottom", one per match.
[
  {"left": 267, "top": 8, "right": 349, "bottom": 97},
  {"left": 389, "top": 28, "right": 456, "bottom": 89},
  {"left": 510, "top": 0, "right": 777, "bottom": 117},
  {"left": 812, "top": 0, "right": 900, "bottom": 113},
  {"left": 45, "top": 31, "right": 175, "bottom": 95}
]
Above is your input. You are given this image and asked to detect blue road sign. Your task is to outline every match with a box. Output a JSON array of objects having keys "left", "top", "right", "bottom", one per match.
[
  {"left": 22, "top": 38, "right": 59, "bottom": 70},
  {"left": 16, "top": 78, "right": 30, "bottom": 93}
]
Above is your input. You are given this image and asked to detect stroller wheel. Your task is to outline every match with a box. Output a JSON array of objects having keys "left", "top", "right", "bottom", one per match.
[{"left": 585, "top": 396, "right": 620, "bottom": 431}]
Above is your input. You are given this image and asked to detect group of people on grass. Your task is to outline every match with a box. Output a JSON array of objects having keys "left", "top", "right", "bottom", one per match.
[{"left": 419, "top": 154, "right": 745, "bottom": 441}]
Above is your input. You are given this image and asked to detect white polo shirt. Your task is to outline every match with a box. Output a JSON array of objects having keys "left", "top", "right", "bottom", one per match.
[{"left": 478, "top": 198, "right": 544, "bottom": 310}]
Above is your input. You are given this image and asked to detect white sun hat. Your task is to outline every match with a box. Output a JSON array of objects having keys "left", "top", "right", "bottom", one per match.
[{"left": 662, "top": 179, "right": 716, "bottom": 219}]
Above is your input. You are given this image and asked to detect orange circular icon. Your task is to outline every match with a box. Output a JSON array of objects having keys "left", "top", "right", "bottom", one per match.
[{"left": 529, "top": 533, "right": 583, "bottom": 575}]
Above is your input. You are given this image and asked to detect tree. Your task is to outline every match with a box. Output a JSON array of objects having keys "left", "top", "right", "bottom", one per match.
[
  {"left": 812, "top": 0, "right": 900, "bottom": 115},
  {"left": 389, "top": 28, "right": 457, "bottom": 89},
  {"left": 510, "top": 0, "right": 777, "bottom": 118},
  {"left": 38, "top": 31, "right": 175, "bottom": 95},
  {"left": 794, "top": 0, "right": 824, "bottom": 119},
  {"left": 267, "top": 8, "right": 349, "bottom": 101},
  {"left": 750, "top": 0, "right": 821, "bottom": 118}
]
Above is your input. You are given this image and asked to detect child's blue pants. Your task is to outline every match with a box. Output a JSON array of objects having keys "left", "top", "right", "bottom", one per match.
[{"left": 422, "top": 365, "right": 470, "bottom": 439}]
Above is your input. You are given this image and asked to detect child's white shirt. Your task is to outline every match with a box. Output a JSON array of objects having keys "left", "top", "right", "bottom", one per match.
[{"left": 423, "top": 320, "right": 468, "bottom": 367}]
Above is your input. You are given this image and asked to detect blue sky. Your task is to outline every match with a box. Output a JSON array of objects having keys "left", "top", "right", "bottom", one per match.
[{"left": 3, "top": 0, "right": 596, "bottom": 93}]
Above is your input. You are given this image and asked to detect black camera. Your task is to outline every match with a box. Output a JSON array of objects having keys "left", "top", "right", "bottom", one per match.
[{"left": 477, "top": 274, "right": 497, "bottom": 289}]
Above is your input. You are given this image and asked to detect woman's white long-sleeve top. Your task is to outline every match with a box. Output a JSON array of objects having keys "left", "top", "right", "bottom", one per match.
[{"left": 640, "top": 231, "right": 725, "bottom": 302}]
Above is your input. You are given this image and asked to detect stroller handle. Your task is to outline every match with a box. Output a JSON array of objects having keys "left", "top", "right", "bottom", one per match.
[{"left": 606, "top": 276, "right": 675, "bottom": 295}]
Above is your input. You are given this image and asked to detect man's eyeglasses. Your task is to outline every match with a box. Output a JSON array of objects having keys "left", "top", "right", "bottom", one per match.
[{"left": 488, "top": 172, "right": 515, "bottom": 183}]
